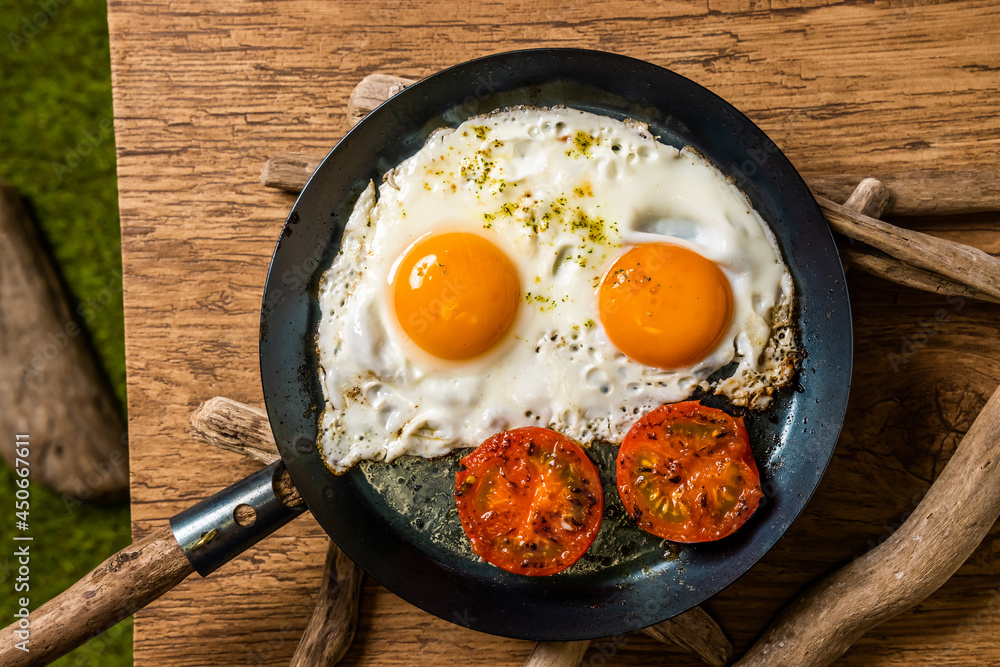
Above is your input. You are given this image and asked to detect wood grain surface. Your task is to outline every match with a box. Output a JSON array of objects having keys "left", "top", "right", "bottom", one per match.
[{"left": 105, "top": 1, "right": 1000, "bottom": 665}]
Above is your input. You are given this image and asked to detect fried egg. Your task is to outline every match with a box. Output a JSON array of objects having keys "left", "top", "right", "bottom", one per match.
[{"left": 316, "top": 107, "right": 797, "bottom": 472}]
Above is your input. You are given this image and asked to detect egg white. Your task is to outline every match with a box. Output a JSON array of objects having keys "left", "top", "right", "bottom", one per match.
[{"left": 316, "top": 107, "right": 797, "bottom": 472}]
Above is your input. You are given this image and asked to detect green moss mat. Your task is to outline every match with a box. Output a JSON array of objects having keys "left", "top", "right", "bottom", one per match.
[
  {"left": 1, "top": 0, "right": 132, "bottom": 663},
  {"left": 0, "top": 0, "right": 124, "bottom": 403}
]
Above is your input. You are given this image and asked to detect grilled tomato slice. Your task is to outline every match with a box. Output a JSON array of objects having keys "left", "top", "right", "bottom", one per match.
[
  {"left": 455, "top": 427, "right": 603, "bottom": 576},
  {"left": 617, "top": 402, "right": 762, "bottom": 543}
]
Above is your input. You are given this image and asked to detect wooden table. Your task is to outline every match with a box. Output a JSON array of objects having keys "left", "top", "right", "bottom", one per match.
[{"left": 106, "top": 1, "right": 1000, "bottom": 664}]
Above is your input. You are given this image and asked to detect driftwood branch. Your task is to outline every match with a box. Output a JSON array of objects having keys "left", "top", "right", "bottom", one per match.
[
  {"left": 0, "top": 183, "right": 128, "bottom": 501},
  {"left": 260, "top": 153, "right": 326, "bottom": 194},
  {"left": 839, "top": 243, "right": 1000, "bottom": 304},
  {"left": 190, "top": 396, "right": 278, "bottom": 464},
  {"left": 347, "top": 73, "right": 415, "bottom": 126},
  {"left": 523, "top": 641, "right": 592, "bottom": 667},
  {"left": 290, "top": 538, "right": 365, "bottom": 667},
  {"left": 842, "top": 177, "right": 891, "bottom": 218},
  {"left": 817, "top": 195, "right": 1000, "bottom": 302},
  {"left": 736, "top": 381, "right": 1000, "bottom": 666},
  {"left": 832, "top": 178, "right": 995, "bottom": 302},
  {"left": 833, "top": 179, "right": 999, "bottom": 302},
  {"left": 642, "top": 606, "right": 733, "bottom": 666},
  {"left": 191, "top": 396, "right": 361, "bottom": 665}
]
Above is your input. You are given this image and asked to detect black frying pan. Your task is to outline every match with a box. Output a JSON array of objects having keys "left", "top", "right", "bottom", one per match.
[{"left": 259, "top": 48, "right": 852, "bottom": 641}]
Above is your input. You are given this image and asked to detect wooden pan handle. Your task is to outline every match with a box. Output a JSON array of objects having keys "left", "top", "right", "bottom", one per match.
[
  {"left": 736, "top": 381, "right": 1000, "bottom": 666},
  {"left": 0, "top": 411, "right": 306, "bottom": 667},
  {"left": 0, "top": 526, "right": 194, "bottom": 667}
]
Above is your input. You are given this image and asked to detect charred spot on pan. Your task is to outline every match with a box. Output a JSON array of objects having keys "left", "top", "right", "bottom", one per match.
[
  {"left": 297, "top": 360, "right": 319, "bottom": 400},
  {"left": 663, "top": 543, "right": 681, "bottom": 561}
]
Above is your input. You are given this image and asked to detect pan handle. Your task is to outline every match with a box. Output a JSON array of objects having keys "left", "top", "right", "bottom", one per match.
[
  {"left": 170, "top": 459, "right": 306, "bottom": 575},
  {"left": 0, "top": 460, "right": 305, "bottom": 667}
]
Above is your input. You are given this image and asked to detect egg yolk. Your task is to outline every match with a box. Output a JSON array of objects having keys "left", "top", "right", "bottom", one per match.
[
  {"left": 392, "top": 232, "right": 520, "bottom": 360},
  {"left": 598, "top": 244, "right": 734, "bottom": 369}
]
